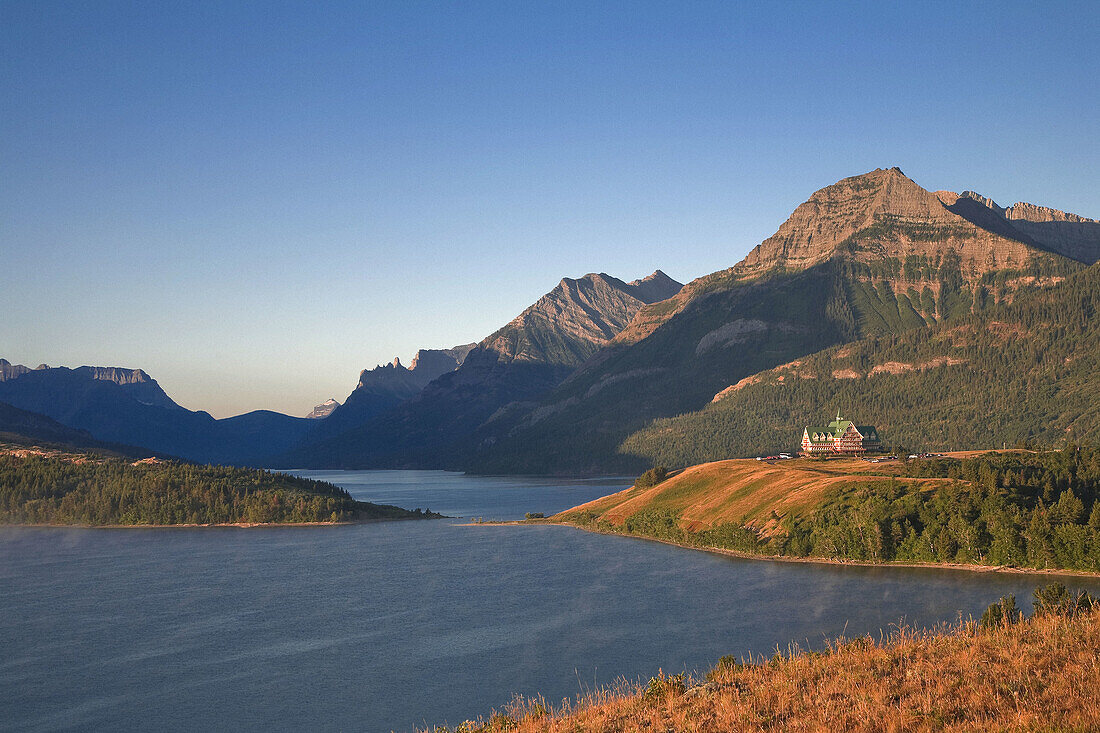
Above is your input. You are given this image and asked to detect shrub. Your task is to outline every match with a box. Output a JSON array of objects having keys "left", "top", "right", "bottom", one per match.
[
  {"left": 706, "top": 654, "right": 743, "bottom": 682},
  {"left": 635, "top": 466, "right": 669, "bottom": 489},
  {"left": 524, "top": 512, "right": 545, "bottom": 520},
  {"left": 980, "top": 594, "right": 1022, "bottom": 629},
  {"left": 1033, "top": 583, "right": 1096, "bottom": 617},
  {"left": 643, "top": 670, "right": 685, "bottom": 702}
]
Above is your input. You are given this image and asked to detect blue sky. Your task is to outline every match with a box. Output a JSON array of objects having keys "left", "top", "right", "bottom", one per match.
[{"left": 2, "top": 1, "right": 1097, "bottom": 418}]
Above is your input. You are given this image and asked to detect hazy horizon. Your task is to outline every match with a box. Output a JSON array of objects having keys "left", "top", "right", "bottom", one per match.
[{"left": 3, "top": 1, "right": 1098, "bottom": 418}]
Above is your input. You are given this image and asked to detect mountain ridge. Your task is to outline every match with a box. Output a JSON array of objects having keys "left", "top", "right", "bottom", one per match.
[
  {"left": 280, "top": 270, "right": 683, "bottom": 468},
  {"left": 464, "top": 167, "right": 1089, "bottom": 474}
]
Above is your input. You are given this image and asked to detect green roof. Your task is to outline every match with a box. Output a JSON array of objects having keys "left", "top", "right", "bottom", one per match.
[{"left": 804, "top": 411, "right": 878, "bottom": 443}]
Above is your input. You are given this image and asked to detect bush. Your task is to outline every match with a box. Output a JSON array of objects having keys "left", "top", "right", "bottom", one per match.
[
  {"left": 706, "top": 654, "right": 744, "bottom": 682},
  {"left": 979, "top": 594, "right": 1022, "bottom": 629},
  {"left": 1033, "top": 583, "right": 1096, "bottom": 617},
  {"left": 635, "top": 466, "right": 669, "bottom": 489},
  {"left": 643, "top": 670, "right": 685, "bottom": 702},
  {"left": 524, "top": 512, "right": 545, "bottom": 520}
]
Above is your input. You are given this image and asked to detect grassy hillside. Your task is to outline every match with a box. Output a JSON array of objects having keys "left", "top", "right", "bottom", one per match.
[
  {"left": 552, "top": 447, "right": 1100, "bottom": 572},
  {"left": 423, "top": 599, "right": 1100, "bottom": 732},
  {"left": 557, "top": 456, "right": 943, "bottom": 533},
  {"left": 0, "top": 449, "right": 437, "bottom": 525},
  {"left": 621, "top": 260, "right": 1100, "bottom": 469}
]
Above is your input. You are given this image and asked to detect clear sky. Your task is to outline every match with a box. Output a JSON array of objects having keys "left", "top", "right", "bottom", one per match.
[{"left": 2, "top": 1, "right": 1097, "bottom": 418}]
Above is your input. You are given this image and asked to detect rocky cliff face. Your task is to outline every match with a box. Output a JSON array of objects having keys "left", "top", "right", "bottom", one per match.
[
  {"left": 0, "top": 360, "right": 33, "bottom": 382},
  {"left": 0, "top": 361, "right": 180, "bottom": 410},
  {"left": 478, "top": 271, "right": 683, "bottom": 367},
  {"left": 940, "top": 191, "right": 1100, "bottom": 265},
  {"left": 735, "top": 167, "right": 1038, "bottom": 277},
  {"left": 316, "top": 343, "right": 478, "bottom": 437},
  {"left": 409, "top": 344, "right": 476, "bottom": 375}
]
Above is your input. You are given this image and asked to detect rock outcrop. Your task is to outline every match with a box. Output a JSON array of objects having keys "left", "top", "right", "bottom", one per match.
[{"left": 305, "top": 398, "right": 340, "bottom": 419}]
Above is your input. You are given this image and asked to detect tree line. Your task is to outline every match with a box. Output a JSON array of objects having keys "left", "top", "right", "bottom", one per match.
[
  {"left": 0, "top": 454, "right": 434, "bottom": 525},
  {"left": 568, "top": 446, "right": 1100, "bottom": 572}
]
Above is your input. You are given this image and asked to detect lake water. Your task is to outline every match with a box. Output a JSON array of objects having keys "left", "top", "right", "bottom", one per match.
[{"left": 4, "top": 470, "right": 1100, "bottom": 732}]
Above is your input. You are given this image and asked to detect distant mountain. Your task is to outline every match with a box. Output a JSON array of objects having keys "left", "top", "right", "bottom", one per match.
[
  {"left": 305, "top": 398, "right": 340, "bottom": 419},
  {"left": 317, "top": 344, "right": 476, "bottom": 437},
  {"left": 282, "top": 271, "right": 683, "bottom": 468},
  {"left": 466, "top": 168, "right": 1089, "bottom": 474},
  {"left": 0, "top": 400, "right": 154, "bottom": 457},
  {"left": 0, "top": 361, "right": 312, "bottom": 465}
]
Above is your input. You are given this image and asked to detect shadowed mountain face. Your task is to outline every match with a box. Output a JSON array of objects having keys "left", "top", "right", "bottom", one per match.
[
  {"left": 0, "top": 362, "right": 312, "bottom": 465},
  {"left": 0, "top": 400, "right": 156, "bottom": 457},
  {"left": 316, "top": 344, "right": 476, "bottom": 437},
  {"left": 940, "top": 191, "right": 1100, "bottom": 265},
  {"left": 464, "top": 168, "right": 1088, "bottom": 474},
  {"left": 281, "top": 271, "right": 683, "bottom": 468}
]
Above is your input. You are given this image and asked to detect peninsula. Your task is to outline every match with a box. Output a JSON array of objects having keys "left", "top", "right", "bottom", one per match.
[{"left": 0, "top": 445, "right": 438, "bottom": 526}]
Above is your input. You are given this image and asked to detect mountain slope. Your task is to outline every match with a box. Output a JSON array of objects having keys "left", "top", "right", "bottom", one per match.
[
  {"left": 621, "top": 258, "right": 1100, "bottom": 467},
  {"left": 466, "top": 168, "right": 1086, "bottom": 474},
  {"left": 0, "top": 401, "right": 156, "bottom": 457},
  {"left": 0, "top": 362, "right": 313, "bottom": 465},
  {"left": 283, "top": 271, "right": 683, "bottom": 468}
]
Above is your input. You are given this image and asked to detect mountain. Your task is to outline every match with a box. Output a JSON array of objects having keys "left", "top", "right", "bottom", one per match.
[
  {"left": 0, "top": 400, "right": 155, "bottom": 457},
  {"left": 940, "top": 191, "right": 1100, "bottom": 265},
  {"left": 316, "top": 344, "right": 476, "bottom": 437},
  {"left": 620, "top": 258, "right": 1100, "bottom": 467},
  {"left": 465, "top": 168, "right": 1089, "bottom": 474},
  {"left": 305, "top": 398, "right": 340, "bottom": 419},
  {"left": 282, "top": 271, "right": 683, "bottom": 468},
  {"left": 0, "top": 362, "right": 312, "bottom": 465}
]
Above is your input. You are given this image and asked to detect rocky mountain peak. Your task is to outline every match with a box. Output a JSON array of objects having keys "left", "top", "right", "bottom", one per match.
[
  {"left": 305, "top": 398, "right": 341, "bottom": 419},
  {"left": 956, "top": 190, "right": 1006, "bottom": 215},
  {"left": 480, "top": 270, "right": 683, "bottom": 367},
  {"left": 626, "top": 269, "right": 683, "bottom": 303},
  {"left": 734, "top": 167, "right": 1040, "bottom": 277}
]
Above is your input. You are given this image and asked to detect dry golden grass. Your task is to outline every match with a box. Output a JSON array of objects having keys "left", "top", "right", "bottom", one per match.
[
  {"left": 556, "top": 456, "right": 954, "bottom": 532},
  {"left": 428, "top": 609, "right": 1100, "bottom": 732}
]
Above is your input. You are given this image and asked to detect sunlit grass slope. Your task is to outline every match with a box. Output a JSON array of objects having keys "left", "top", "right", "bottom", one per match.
[
  {"left": 556, "top": 456, "right": 942, "bottom": 534},
  {"left": 425, "top": 607, "right": 1100, "bottom": 732}
]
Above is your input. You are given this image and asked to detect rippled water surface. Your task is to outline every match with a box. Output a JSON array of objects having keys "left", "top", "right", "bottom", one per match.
[{"left": 4, "top": 470, "right": 1098, "bottom": 732}]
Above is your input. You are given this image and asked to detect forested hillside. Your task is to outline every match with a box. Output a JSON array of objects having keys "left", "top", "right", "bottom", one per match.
[
  {"left": 620, "top": 260, "right": 1100, "bottom": 468},
  {"left": 0, "top": 453, "right": 436, "bottom": 526}
]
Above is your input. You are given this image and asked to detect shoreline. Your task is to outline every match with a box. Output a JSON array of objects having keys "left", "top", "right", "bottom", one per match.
[
  {"left": 2, "top": 515, "right": 445, "bottom": 530},
  {"left": 467, "top": 519, "right": 1100, "bottom": 579}
]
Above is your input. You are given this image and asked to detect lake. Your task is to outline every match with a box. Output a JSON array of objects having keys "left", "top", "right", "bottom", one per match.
[{"left": 3, "top": 470, "right": 1098, "bottom": 732}]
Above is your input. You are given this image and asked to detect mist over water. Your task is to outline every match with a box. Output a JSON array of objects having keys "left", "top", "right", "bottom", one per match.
[{"left": 4, "top": 471, "right": 1099, "bottom": 732}]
